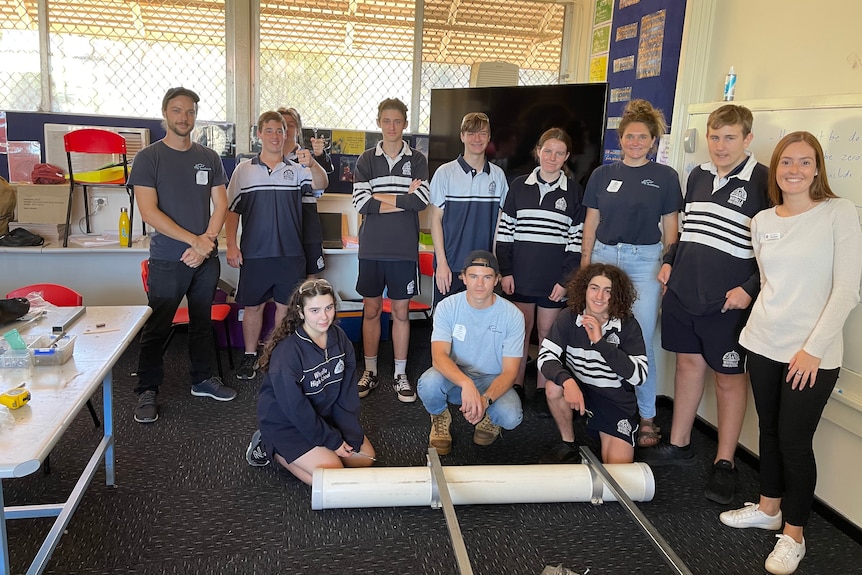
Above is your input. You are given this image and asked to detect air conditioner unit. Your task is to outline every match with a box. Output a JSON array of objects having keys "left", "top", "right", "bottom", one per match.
[
  {"left": 469, "top": 61, "right": 519, "bottom": 88},
  {"left": 43, "top": 123, "right": 150, "bottom": 175}
]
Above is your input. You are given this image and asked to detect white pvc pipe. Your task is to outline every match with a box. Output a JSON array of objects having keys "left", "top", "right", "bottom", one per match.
[{"left": 311, "top": 463, "right": 655, "bottom": 510}]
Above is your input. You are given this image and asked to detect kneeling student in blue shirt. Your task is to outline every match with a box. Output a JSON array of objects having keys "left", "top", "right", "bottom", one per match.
[
  {"left": 538, "top": 263, "right": 647, "bottom": 464},
  {"left": 245, "top": 279, "right": 375, "bottom": 484}
]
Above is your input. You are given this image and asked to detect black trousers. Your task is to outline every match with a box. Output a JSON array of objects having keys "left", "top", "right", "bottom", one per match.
[
  {"left": 135, "top": 257, "right": 220, "bottom": 393},
  {"left": 747, "top": 351, "right": 839, "bottom": 527}
]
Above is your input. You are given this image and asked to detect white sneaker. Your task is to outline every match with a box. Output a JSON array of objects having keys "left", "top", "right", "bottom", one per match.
[
  {"left": 765, "top": 534, "right": 805, "bottom": 575},
  {"left": 719, "top": 502, "right": 783, "bottom": 530},
  {"left": 393, "top": 374, "right": 417, "bottom": 403}
]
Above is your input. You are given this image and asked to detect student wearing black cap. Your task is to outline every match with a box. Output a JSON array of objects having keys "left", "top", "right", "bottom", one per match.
[{"left": 416, "top": 250, "right": 525, "bottom": 454}]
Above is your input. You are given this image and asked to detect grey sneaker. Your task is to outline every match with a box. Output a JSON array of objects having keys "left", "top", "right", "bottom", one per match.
[
  {"left": 393, "top": 374, "right": 417, "bottom": 403},
  {"left": 235, "top": 353, "right": 258, "bottom": 380},
  {"left": 357, "top": 370, "right": 379, "bottom": 398},
  {"left": 134, "top": 390, "right": 159, "bottom": 423},
  {"left": 246, "top": 429, "right": 270, "bottom": 467},
  {"left": 429, "top": 408, "right": 452, "bottom": 455},
  {"left": 473, "top": 413, "right": 501, "bottom": 446},
  {"left": 720, "top": 502, "right": 783, "bottom": 530},
  {"left": 191, "top": 376, "right": 237, "bottom": 401}
]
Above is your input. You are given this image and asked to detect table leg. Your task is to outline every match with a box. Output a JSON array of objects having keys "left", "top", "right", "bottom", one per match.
[
  {"left": 103, "top": 372, "right": 115, "bottom": 486},
  {"left": 1, "top": 483, "right": 10, "bottom": 575}
]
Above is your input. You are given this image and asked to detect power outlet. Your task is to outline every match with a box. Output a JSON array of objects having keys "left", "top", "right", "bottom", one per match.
[{"left": 90, "top": 196, "right": 108, "bottom": 211}]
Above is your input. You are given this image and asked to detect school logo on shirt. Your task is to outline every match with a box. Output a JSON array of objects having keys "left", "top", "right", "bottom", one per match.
[
  {"left": 310, "top": 366, "right": 332, "bottom": 387},
  {"left": 402, "top": 162, "right": 412, "bottom": 176},
  {"left": 555, "top": 197, "right": 567, "bottom": 211},
  {"left": 618, "top": 419, "right": 634, "bottom": 437},
  {"left": 722, "top": 350, "right": 740, "bottom": 369},
  {"left": 406, "top": 279, "right": 416, "bottom": 295},
  {"left": 284, "top": 168, "right": 295, "bottom": 180},
  {"left": 641, "top": 179, "right": 660, "bottom": 188},
  {"left": 606, "top": 332, "right": 621, "bottom": 346},
  {"left": 334, "top": 359, "right": 345, "bottom": 374},
  {"left": 488, "top": 181, "right": 497, "bottom": 195},
  {"left": 728, "top": 187, "right": 748, "bottom": 208}
]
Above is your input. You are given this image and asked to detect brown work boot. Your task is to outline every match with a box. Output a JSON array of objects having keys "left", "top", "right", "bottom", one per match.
[
  {"left": 429, "top": 408, "right": 452, "bottom": 455},
  {"left": 473, "top": 413, "right": 501, "bottom": 446}
]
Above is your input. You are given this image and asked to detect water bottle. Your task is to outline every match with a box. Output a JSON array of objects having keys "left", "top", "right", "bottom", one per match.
[
  {"left": 723, "top": 66, "right": 737, "bottom": 101},
  {"left": 119, "top": 207, "right": 131, "bottom": 247}
]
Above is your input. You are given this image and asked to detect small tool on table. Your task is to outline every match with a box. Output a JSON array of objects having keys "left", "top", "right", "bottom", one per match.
[{"left": 0, "top": 383, "right": 31, "bottom": 410}]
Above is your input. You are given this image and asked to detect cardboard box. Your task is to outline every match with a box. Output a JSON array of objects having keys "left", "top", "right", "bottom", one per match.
[{"left": 15, "top": 184, "right": 69, "bottom": 224}]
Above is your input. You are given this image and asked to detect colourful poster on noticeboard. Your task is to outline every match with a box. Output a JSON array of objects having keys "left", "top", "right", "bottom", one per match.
[
  {"left": 595, "top": 0, "right": 613, "bottom": 24},
  {"left": 589, "top": 55, "right": 608, "bottom": 82},
  {"left": 331, "top": 130, "right": 365, "bottom": 155},
  {"left": 591, "top": 25, "right": 611, "bottom": 54}
]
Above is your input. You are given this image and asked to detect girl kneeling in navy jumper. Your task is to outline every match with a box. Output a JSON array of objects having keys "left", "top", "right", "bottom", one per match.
[{"left": 245, "top": 279, "right": 374, "bottom": 484}]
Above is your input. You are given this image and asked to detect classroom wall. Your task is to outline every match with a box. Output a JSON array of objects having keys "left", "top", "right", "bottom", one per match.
[{"left": 705, "top": 1, "right": 862, "bottom": 102}]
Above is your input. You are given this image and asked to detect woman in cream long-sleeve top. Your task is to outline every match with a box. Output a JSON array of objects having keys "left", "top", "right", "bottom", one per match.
[{"left": 719, "top": 131, "right": 862, "bottom": 575}]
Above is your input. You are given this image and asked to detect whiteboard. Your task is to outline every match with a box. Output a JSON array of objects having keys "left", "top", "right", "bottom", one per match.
[{"left": 684, "top": 95, "right": 862, "bottom": 377}]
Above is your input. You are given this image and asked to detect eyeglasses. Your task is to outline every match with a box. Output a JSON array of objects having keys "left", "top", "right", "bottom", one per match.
[{"left": 298, "top": 278, "right": 332, "bottom": 294}]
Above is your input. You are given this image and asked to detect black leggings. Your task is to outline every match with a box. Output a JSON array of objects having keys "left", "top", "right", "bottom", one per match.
[{"left": 747, "top": 352, "right": 839, "bottom": 527}]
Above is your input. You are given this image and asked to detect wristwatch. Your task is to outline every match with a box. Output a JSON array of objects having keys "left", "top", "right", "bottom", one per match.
[{"left": 482, "top": 394, "right": 493, "bottom": 407}]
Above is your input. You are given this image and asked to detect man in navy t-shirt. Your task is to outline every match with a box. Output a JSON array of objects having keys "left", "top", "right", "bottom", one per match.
[{"left": 130, "top": 87, "right": 237, "bottom": 424}]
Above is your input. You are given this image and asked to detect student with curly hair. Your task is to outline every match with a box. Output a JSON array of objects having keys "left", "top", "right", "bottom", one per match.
[
  {"left": 244, "top": 279, "right": 375, "bottom": 485},
  {"left": 537, "top": 263, "right": 647, "bottom": 464},
  {"left": 581, "top": 99, "right": 682, "bottom": 448}
]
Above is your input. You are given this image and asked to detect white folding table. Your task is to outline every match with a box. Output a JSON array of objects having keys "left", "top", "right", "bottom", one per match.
[{"left": 0, "top": 305, "right": 150, "bottom": 575}]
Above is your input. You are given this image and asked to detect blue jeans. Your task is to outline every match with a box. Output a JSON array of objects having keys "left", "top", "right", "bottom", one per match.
[
  {"left": 591, "top": 240, "right": 662, "bottom": 419},
  {"left": 135, "top": 257, "right": 220, "bottom": 393},
  {"left": 417, "top": 367, "right": 523, "bottom": 430}
]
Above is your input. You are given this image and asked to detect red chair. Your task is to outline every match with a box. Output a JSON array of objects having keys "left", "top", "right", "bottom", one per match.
[
  {"left": 381, "top": 251, "right": 434, "bottom": 322},
  {"left": 5, "top": 283, "right": 98, "bottom": 474},
  {"left": 63, "top": 129, "right": 141, "bottom": 247},
  {"left": 5, "top": 283, "right": 83, "bottom": 306},
  {"left": 140, "top": 260, "right": 234, "bottom": 378}
]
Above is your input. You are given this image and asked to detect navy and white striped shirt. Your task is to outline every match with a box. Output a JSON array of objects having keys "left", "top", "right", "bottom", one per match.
[
  {"left": 664, "top": 154, "right": 769, "bottom": 315},
  {"left": 495, "top": 167, "right": 585, "bottom": 296},
  {"left": 226, "top": 155, "right": 308, "bottom": 259},
  {"left": 538, "top": 309, "right": 647, "bottom": 391},
  {"left": 352, "top": 140, "right": 430, "bottom": 262}
]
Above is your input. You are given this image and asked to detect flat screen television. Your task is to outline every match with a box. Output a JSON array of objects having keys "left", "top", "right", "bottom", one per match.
[{"left": 429, "top": 83, "right": 608, "bottom": 187}]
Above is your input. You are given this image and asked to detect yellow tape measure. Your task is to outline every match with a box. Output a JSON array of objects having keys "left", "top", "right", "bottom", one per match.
[{"left": 0, "top": 387, "right": 31, "bottom": 409}]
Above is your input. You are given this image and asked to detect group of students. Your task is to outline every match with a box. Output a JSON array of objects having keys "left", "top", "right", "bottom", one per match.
[{"left": 130, "top": 87, "right": 860, "bottom": 575}]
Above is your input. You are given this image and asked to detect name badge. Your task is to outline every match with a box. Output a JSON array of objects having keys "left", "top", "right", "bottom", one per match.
[
  {"left": 763, "top": 232, "right": 781, "bottom": 241},
  {"left": 196, "top": 170, "right": 209, "bottom": 185},
  {"left": 452, "top": 324, "right": 467, "bottom": 341},
  {"left": 606, "top": 180, "right": 622, "bottom": 193}
]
